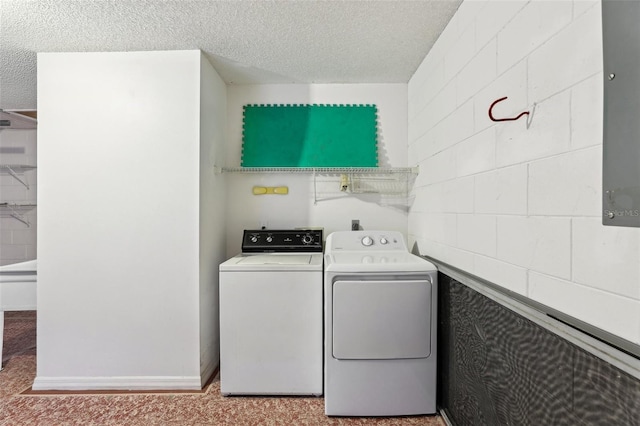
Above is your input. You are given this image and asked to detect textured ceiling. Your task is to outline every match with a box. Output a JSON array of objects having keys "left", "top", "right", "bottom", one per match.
[{"left": 0, "top": 0, "right": 462, "bottom": 110}]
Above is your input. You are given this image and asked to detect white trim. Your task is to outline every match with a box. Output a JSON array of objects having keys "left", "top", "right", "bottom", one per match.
[
  {"left": 199, "top": 356, "right": 218, "bottom": 388},
  {"left": 32, "top": 375, "right": 203, "bottom": 391},
  {"left": 0, "top": 312, "right": 4, "bottom": 371},
  {"left": 0, "top": 275, "right": 37, "bottom": 283},
  {"left": 440, "top": 409, "right": 455, "bottom": 426},
  {"left": 2, "top": 304, "right": 36, "bottom": 311}
]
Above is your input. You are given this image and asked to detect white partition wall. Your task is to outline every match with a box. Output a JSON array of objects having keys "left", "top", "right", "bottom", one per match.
[{"left": 35, "top": 50, "right": 226, "bottom": 390}]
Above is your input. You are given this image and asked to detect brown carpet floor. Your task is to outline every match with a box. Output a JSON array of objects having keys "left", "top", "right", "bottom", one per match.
[{"left": 1, "top": 311, "right": 444, "bottom": 426}]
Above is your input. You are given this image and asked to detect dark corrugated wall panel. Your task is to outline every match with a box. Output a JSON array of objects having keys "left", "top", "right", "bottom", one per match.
[{"left": 438, "top": 273, "right": 640, "bottom": 426}]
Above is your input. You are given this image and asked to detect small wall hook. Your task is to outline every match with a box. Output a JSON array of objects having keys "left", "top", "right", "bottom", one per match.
[{"left": 488, "top": 96, "right": 530, "bottom": 122}]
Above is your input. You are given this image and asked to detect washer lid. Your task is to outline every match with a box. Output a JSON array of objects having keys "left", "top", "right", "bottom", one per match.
[
  {"left": 220, "top": 253, "right": 323, "bottom": 271},
  {"left": 238, "top": 255, "right": 312, "bottom": 265},
  {"left": 324, "top": 252, "right": 436, "bottom": 273}
]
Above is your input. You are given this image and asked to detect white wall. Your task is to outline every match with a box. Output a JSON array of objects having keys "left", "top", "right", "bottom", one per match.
[
  {"left": 198, "top": 54, "right": 227, "bottom": 385},
  {"left": 225, "top": 84, "right": 408, "bottom": 255},
  {"left": 0, "top": 129, "right": 37, "bottom": 266},
  {"left": 35, "top": 50, "right": 217, "bottom": 389},
  {"left": 408, "top": 0, "right": 640, "bottom": 345}
]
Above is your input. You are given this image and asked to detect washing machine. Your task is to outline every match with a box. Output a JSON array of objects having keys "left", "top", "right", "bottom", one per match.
[
  {"left": 324, "top": 230, "right": 437, "bottom": 416},
  {"left": 219, "top": 229, "right": 323, "bottom": 396}
]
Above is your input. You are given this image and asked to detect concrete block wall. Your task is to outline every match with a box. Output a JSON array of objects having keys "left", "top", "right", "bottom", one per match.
[
  {"left": 408, "top": 0, "right": 640, "bottom": 345},
  {"left": 0, "top": 129, "right": 37, "bottom": 266}
]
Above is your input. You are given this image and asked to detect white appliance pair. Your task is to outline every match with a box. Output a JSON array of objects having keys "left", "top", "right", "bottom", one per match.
[{"left": 219, "top": 229, "right": 437, "bottom": 417}]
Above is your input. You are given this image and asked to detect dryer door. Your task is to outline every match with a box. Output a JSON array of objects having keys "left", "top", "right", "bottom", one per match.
[{"left": 332, "top": 279, "right": 432, "bottom": 360}]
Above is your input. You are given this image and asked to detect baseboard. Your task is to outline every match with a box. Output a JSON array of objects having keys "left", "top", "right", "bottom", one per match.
[
  {"left": 439, "top": 409, "right": 455, "bottom": 426},
  {"left": 32, "top": 375, "right": 203, "bottom": 391},
  {"left": 2, "top": 305, "right": 37, "bottom": 311},
  {"left": 200, "top": 359, "right": 219, "bottom": 388}
]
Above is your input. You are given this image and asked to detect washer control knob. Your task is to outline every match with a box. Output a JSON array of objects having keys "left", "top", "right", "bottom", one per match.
[
  {"left": 266, "top": 236, "right": 273, "bottom": 243},
  {"left": 380, "top": 237, "right": 388, "bottom": 245},
  {"left": 250, "top": 235, "right": 259, "bottom": 243},
  {"left": 361, "top": 236, "right": 374, "bottom": 246},
  {"left": 302, "top": 234, "right": 314, "bottom": 244}
]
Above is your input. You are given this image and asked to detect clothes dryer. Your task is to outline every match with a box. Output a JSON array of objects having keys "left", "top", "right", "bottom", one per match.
[{"left": 324, "top": 230, "right": 437, "bottom": 416}]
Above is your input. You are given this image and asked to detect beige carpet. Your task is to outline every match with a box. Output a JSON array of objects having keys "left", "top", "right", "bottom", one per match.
[{"left": 1, "top": 312, "right": 445, "bottom": 425}]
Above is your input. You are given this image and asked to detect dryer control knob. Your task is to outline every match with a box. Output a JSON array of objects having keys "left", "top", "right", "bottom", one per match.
[
  {"left": 361, "top": 236, "right": 374, "bottom": 246},
  {"left": 266, "top": 236, "right": 273, "bottom": 243},
  {"left": 380, "top": 237, "right": 388, "bottom": 245},
  {"left": 250, "top": 235, "right": 259, "bottom": 243},
  {"left": 302, "top": 234, "right": 314, "bottom": 244}
]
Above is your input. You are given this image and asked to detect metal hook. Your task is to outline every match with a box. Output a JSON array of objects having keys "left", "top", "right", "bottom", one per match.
[{"left": 488, "top": 96, "right": 530, "bottom": 122}]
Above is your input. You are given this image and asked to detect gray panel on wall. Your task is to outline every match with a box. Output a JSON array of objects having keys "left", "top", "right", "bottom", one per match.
[
  {"left": 602, "top": 0, "right": 640, "bottom": 227},
  {"left": 438, "top": 274, "right": 640, "bottom": 426}
]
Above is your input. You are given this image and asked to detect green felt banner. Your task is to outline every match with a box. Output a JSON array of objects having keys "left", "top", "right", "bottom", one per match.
[{"left": 241, "top": 104, "right": 378, "bottom": 167}]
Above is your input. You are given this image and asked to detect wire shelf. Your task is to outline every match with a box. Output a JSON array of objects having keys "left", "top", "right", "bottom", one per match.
[
  {"left": 218, "top": 166, "right": 419, "bottom": 205},
  {"left": 220, "top": 166, "right": 418, "bottom": 175}
]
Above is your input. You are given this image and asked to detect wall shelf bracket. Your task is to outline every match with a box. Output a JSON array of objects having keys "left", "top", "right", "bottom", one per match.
[
  {"left": 0, "top": 165, "right": 36, "bottom": 189},
  {"left": 0, "top": 203, "right": 36, "bottom": 227}
]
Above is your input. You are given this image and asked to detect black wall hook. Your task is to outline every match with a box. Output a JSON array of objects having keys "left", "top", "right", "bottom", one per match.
[{"left": 488, "top": 96, "right": 530, "bottom": 122}]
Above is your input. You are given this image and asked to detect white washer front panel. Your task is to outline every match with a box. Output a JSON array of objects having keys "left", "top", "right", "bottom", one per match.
[
  {"left": 220, "top": 270, "right": 323, "bottom": 395},
  {"left": 332, "top": 279, "right": 431, "bottom": 360}
]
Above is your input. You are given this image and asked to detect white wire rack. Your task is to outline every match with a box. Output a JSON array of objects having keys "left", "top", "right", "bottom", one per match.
[{"left": 219, "top": 166, "right": 418, "bottom": 204}]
